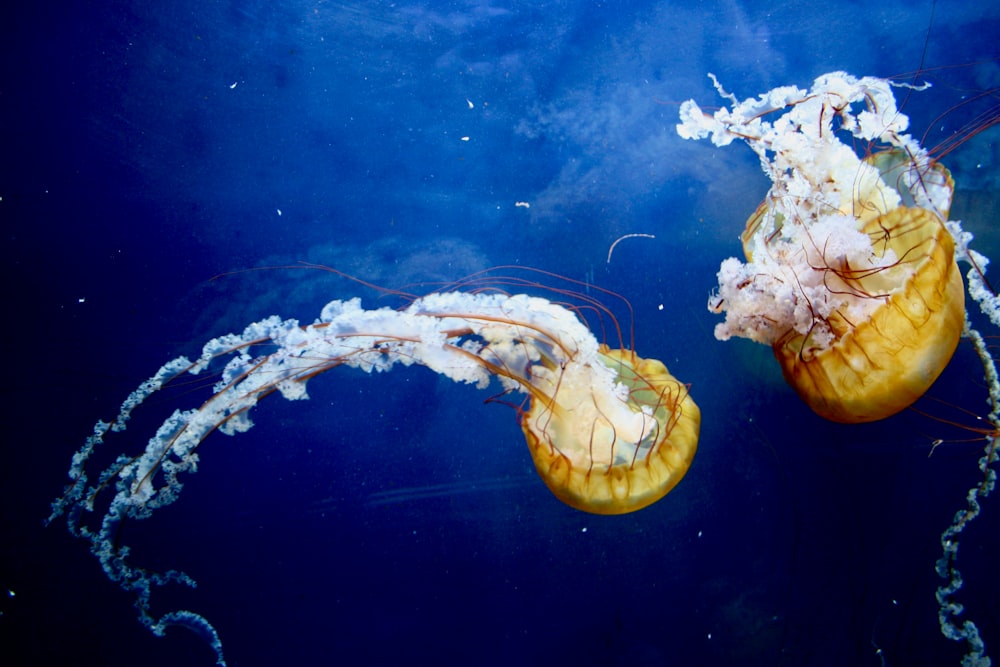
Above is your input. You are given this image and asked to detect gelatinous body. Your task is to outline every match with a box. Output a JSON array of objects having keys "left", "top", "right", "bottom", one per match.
[
  {"left": 523, "top": 346, "right": 699, "bottom": 513},
  {"left": 774, "top": 205, "right": 964, "bottom": 422}
]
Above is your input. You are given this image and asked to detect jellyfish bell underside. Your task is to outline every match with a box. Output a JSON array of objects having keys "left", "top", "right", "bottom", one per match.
[
  {"left": 679, "top": 71, "right": 967, "bottom": 423},
  {"left": 521, "top": 346, "right": 700, "bottom": 514}
]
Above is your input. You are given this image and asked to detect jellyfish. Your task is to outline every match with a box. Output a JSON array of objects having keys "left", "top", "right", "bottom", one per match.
[
  {"left": 47, "top": 283, "right": 700, "bottom": 665},
  {"left": 679, "top": 71, "right": 1000, "bottom": 665},
  {"left": 676, "top": 71, "right": 968, "bottom": 423}
]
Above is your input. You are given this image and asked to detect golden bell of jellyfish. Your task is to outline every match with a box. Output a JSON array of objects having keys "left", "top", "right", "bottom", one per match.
[
  {"left": 738, "top": 155, "right": 965, "bottom": 422},
  {"left": 521, "top": 346, "right": 699, "bottom": 514},
  {"left": 47, "top": 288, "right": 700, "bottom": 664},
  {"left": 767, "top": 205, "right": 965, "bottom": 423},
  {"left": 678, "top": 71, "right": 967, "bottom": 422}
]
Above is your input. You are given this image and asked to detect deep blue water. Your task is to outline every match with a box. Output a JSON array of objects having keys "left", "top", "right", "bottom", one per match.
[{"left": 2, "top": 1, "right": 999, "bottom": 666}]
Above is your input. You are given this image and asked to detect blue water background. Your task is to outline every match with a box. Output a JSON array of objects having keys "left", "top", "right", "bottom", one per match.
[{"left": 2, "top": 1, "right": 998, "bottom": 666}]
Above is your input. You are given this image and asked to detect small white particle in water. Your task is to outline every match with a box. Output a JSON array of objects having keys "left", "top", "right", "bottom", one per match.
[
  {"left": 581, "top": 527, "right": 587, "bottom": 533},
  {"left": 78, "top": 297, "right": 86, "bottom": 304},
  {"left": 658, "top": 303, "right": 664, "bottom": 310},
  {"left": 466, "top": 99, "right": 474, "bottom": 109},
  {"left": 277, "top": 209, "right": 282, "bottom": 216},
  {"left": 515, "top": 201, "right": 530, "bottom": 208},
  {"left": 461, "top": 136, "right": 470, "bottom": 141},
  {"left": 229, "top": 81, "right": 238, "bottom": 89},
  {"left": 707, "top": 633, "right": 712, "bottom": 640},
  {"left": 698, "top": 530, "right": 702, "bottom": 537}
]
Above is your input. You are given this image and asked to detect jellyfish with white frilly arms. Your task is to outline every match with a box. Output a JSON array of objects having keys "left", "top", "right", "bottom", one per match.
[
  {"left": 679, "top": 71, "right": 999, "bottom": 666},
  {"left": 48, "top": 282, "right": 700, "bottom": 665},
  {"left": 678, "top": 71, "right": 970, "bottom": 423}
]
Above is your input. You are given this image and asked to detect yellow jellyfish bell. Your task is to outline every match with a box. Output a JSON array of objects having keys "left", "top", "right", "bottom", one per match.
[
  {"left": 770, "top": 204, "right": 965, "bottom": 422},
  {"left": 678, "top": 71, "right": 966, "bottom": 422},
  {"left": 521, "top": 346, "right": 699, "bottom": 514}
]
